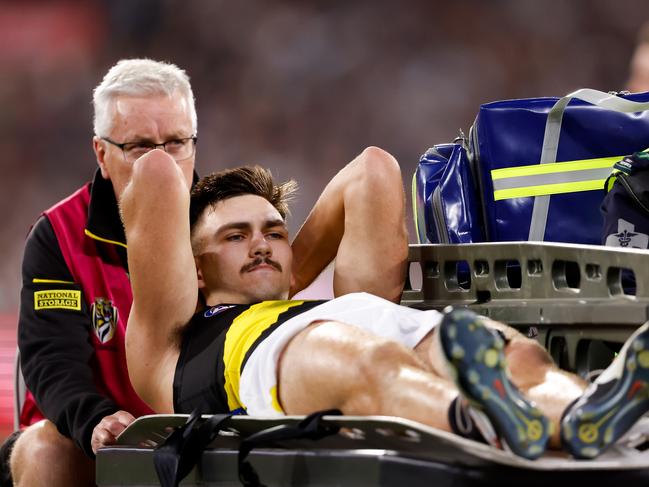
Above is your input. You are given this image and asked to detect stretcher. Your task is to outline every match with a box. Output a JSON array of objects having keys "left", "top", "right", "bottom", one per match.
[
  {"left": 97, "top": 242, "right": 649, "bottom": 486},
  {"left": 97, "top": 413, "right": 649, "bottom": 486}
]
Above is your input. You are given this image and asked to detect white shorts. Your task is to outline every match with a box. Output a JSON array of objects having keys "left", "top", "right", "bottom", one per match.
[{"left": 239, "top": 292, "right": 442, "bottom": 415}]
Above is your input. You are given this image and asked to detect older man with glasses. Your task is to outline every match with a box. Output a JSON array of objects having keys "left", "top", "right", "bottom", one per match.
[{"left": 6, "top": 58, "right": 199, "bottom": 487}]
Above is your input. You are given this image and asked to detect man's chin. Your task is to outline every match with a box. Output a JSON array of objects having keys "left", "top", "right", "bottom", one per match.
[
  {"left": 243, "top": 275, "right": 288, "bottom": 298},
  {"left": 250, "top": 288, "right": 289, "bottom": 302}
]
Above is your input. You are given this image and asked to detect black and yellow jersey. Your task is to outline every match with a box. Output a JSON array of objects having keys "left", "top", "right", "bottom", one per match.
[{"left": 174, "top": 300, "right": 326, "bottom": 415}]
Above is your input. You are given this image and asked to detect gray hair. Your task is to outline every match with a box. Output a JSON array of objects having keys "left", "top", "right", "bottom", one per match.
[{"left": 92, "top": 58, "right": 197, "bottom": 137}]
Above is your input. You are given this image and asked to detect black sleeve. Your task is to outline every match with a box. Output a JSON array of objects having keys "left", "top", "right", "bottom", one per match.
[{"left": 18, "top": 216, "right": 118, "bottom": 458}]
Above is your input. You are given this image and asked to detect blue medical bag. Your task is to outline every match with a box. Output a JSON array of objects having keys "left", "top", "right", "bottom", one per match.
[
  {"left": 412, "top": 143, "right": 484, "bottom": 244},
  {"left": 469, "top": 89, "right": 649, "bottom": 244}
]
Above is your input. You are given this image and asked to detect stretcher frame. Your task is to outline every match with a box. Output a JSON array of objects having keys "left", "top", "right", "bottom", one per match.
[
  {"left": 403, "top": 242, "right": 649, "bottom": 375},
  {"left": 97, "top": 413, "right": 649, "bottom": 486}
]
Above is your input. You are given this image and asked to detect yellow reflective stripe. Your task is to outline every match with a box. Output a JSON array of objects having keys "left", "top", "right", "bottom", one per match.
[
  {"left": 491, "top": 156, "right": 620, "bottom": 180},
  {"left": 84, "top": 229, "right": 127, "bottom": 248},
  {"left": 32, "top": 278, "right": 75, "bottom": 285},
  {"left": 222, "top": 300, "right": 304, "bottom": 411},
  {"left": 494, "top": 180, "right": 605, "bottom": 201}
]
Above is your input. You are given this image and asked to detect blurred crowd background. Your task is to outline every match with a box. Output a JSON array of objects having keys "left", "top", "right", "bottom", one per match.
[{"left": 2, "top": 0, "right": 649, "bottom": 313}]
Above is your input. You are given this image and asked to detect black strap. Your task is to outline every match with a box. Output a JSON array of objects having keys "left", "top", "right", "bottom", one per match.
[
  {"left": 154, "top": 410, "right": 232, "bottom": 487},
  {"left": 237, "top": 409, "right": 342, "bottom": 487}
]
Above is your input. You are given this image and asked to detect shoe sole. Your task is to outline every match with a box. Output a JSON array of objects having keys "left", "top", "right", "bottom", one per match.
[
  {"left": 439, "top": 307, "right": 551, "bottom": 460},
  {"left": 561, "top": 321, "right": 649, "bottom": 459}
]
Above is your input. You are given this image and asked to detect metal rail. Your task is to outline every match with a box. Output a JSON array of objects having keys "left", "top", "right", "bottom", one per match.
[{"left": 403, "top": 242, "right": 649, "bottom": 373}]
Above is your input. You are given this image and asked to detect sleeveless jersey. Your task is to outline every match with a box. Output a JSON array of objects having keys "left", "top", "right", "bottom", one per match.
[{"left": 174, "top": 300, "right": 325, "bottom": 414}]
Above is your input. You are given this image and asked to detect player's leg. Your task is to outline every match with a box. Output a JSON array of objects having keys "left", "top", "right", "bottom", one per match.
[
  {"left": 11, "top": 420, "right": 95, "bottom": 487},
  {"left": 432, "top": 309, "right": 552, "bottom": 458},
  {"left": 277, "top": 319, "right": 457, "bottom": 431},
  {"left": 486, "top": 318, "right": 586, "bottom": 448},
  {"left": 562, "top": 320, "right": 649, "bottom": 459},
  {"left": 278, "top": 316, "right": 549, "bottom": 459},
  {"left": 417, "top": 310, "right": 584, "bottom": 450},
  {"left": 290, "top": 147, "right": 408, "bottom": 303}
]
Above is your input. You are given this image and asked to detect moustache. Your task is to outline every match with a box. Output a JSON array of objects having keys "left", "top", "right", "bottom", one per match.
[{"left": 240, "top": 257, "right": 283, "bottom": 273}]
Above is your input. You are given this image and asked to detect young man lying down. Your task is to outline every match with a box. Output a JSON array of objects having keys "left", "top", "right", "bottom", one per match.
[{"left": 121, "top": 147, "right": 649, "bottom": 460}]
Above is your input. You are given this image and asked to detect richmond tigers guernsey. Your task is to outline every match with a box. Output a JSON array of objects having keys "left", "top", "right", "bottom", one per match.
[
  {"left": 173, "top": 300, "right": 325, "bottom": 414},
  {"left": 173, "top": 293, "right": 443, "bottom": 416}
]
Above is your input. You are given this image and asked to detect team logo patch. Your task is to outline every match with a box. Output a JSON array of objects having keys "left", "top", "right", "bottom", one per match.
[
  {"left": 91, "top": 298, "right": 118, "bottom": 344},
  {"left": 204, "top": 305, "right": 235, "bottom": 317},
  {"left": 34, "top": 290, "right": 81, "bottom": 311}
]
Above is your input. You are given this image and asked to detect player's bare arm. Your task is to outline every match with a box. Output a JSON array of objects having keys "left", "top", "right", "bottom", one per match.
[
  {"left": 121, "top": 149, "right": 197, "bottom": 412},
  {"left": 290, "top": 146, "right": 408, "bottom": 302}
]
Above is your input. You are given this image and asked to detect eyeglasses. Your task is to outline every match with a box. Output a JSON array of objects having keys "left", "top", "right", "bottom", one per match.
[{"left": 101, "top": 136, "right": 197, "bottom": 163}]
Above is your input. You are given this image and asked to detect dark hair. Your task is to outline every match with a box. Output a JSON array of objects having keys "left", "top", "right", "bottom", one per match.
[{"left": 189, "top": 165, "right": 297, "bottom": 231}]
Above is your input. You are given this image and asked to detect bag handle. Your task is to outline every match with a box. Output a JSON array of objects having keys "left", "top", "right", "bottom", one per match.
[{"left": 529, "top": 89, "right": 649, "bottom": 241}]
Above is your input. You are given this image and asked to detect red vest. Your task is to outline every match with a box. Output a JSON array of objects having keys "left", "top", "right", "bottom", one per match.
[{"left": 20, "top": 184, "right": 153, "bottom": 426}]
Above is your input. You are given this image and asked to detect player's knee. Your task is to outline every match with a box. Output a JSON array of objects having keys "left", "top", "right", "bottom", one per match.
[
  {"left": 506, "top": 336, "right": 554, "bottom": 369},
  {"left": 12, "top": 421, "right": 75, "bottom": 473}
]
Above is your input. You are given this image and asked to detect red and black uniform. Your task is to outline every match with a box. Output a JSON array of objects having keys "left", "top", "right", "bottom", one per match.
[{"left": 18, "top": 169, "right": 153, "bottom": 457}]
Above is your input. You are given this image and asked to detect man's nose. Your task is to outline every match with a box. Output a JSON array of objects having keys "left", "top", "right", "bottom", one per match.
[{"left": 251, "top": 233, "right": 272, "bottom": 256}]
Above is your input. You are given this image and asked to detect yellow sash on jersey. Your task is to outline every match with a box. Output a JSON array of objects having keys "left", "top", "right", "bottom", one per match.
[{"left": 222, "top": 300, "right": 305, "bottom": 411}]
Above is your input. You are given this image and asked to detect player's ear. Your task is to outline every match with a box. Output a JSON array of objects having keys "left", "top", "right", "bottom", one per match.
[{"left": 195, "top": 257, "right": 206, "bottom": 289}]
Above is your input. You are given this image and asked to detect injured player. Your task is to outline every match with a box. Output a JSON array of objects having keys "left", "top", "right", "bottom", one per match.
[{"left": 121, "top": 147, "right": 649, "bottom": 460}]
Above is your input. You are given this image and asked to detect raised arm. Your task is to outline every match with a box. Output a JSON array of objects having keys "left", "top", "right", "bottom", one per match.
[
  {"left": 290, "top": 146, "right": 409, "bottom": 303},
  {"left": 121, "top": 149, "right": 197, "bottom": 412}
]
